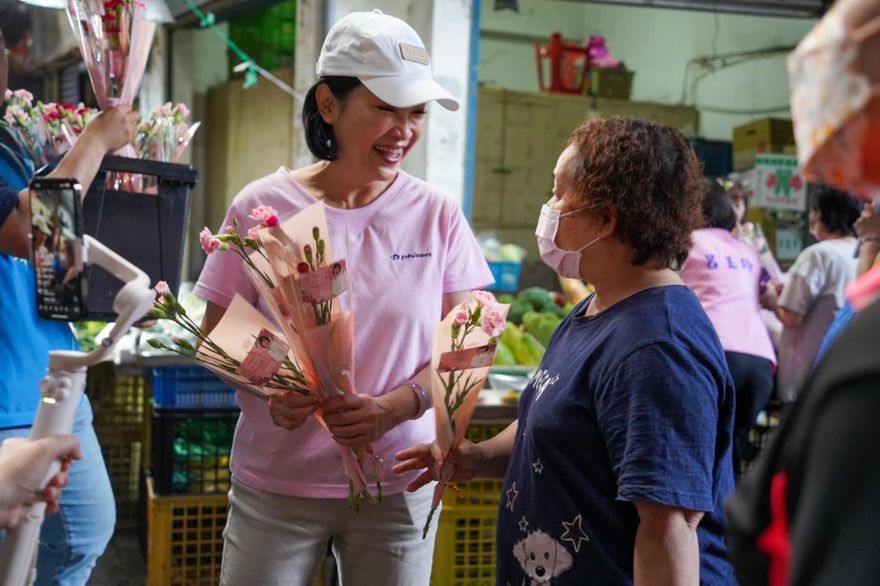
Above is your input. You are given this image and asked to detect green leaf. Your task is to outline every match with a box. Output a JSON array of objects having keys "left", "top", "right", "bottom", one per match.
[{"left": 146, "top": 339, "right": 164, "bottom": 349}]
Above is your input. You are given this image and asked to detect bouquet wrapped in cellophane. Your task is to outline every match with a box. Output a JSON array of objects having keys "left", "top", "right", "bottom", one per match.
[
  {"left": 422, "top": 292, "right": 508, "bottom": 537},
  {"left": 135, "top": 102, "right": 200, "bottom": 163},
  {"left": 2, "top": 89, "right": 98, "bottom": 167},
  {"left": 66, "top": 0, "right": 157, "bottom": 189},
  {"left": 150, "top": 202, "right": 382, "bottom": 508}
]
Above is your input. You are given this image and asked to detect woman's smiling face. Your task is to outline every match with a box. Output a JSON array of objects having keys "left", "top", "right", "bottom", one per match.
[{"left": 320, "top": 84, "right": 427, "bottom": 183}]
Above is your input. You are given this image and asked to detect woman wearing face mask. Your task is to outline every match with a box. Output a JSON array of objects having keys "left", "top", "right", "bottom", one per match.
[
  {"left": 759, "top": 184, "right": 861, "bottom": 402},
  {"left": 395, "top": 117, "right": 737, "bottom": 586},
  {"left": 193, "top": 10, "right": 492, "bottom": 585}
]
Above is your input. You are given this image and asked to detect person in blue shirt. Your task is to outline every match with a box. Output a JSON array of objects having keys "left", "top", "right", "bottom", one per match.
[
  {"left": 0, "top": 23, "right": 138, "bottom": 585},
  {"left": 396, "top": 117, "right": 736, "bottom": 585}
]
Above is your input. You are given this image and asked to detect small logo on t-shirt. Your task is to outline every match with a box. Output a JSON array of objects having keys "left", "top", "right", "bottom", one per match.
[
  {"left": 390, "top": 252, "right": 432, "bottom": 261},
  {"left": 531, "top": 368, "right": 560, "bottom": 402}
]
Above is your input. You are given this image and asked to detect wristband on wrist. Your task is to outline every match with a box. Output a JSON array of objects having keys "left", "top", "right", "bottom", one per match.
[
  {"left": 860, "top": 236, "right": 880, "bottom": 246},
  {"left": 403, "top": 380, "right": 431, "bottom": 419}
]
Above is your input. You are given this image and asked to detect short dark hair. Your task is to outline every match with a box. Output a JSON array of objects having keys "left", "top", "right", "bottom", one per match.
[
  {"left": 703, "top": 180, "right": 737, "bottom": 231},
  {"left": 0, "top": 7, "right": 30, "bottom": 49},
  {"left": 811, "top": 184, "right": 863, "bottom": 236},
  {"left": 565, "top": 117, "right": 705, "bottom": 269},
  {"left": 302, "top": 76, "right": 362, "bottom": 160}
]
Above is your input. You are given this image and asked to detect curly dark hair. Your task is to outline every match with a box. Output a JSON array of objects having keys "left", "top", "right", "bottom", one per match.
[
  {"left": 565, "top": 117, "right": 704, "bottom": 269},
  {"left": 811, "top": 184, "right": 862, "bottom": 236}
]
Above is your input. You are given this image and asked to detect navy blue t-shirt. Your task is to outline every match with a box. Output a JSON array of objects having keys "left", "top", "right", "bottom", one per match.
[{"left": 496, "top": 285, "right": 736, "bottom": 585}]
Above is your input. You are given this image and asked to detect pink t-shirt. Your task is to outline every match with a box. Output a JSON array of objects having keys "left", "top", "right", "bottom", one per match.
[
  {"left": 680, "top": 228, "right": 776, "bottom": 365},
  {"left": 193, "top": 169, "right": 494, "bottom": 498}
]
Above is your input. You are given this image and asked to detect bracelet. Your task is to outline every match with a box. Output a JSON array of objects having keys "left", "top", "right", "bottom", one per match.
[
  {"left": 860, "top": 236, "right": 880, "bottom": 245},
  {"left": 403, "top": 380, "right": 432, "bottom": 419}
]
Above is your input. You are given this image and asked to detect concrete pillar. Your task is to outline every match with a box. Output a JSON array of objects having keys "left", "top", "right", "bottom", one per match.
[{"left": 293, "top": 0, "right": 327, "bottom": 170}]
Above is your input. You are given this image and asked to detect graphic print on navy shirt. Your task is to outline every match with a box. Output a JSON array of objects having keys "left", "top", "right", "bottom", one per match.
[{"left": 496, "top": 286, "right": 736, "bottom": 586}]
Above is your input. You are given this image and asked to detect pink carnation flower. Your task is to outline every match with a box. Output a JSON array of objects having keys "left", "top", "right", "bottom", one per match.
[
  {"left": 249, "top": 205, "right": 280, "bottom": 225},
  {"left": 222, "top": 224, "right": 235, "bottom": 234},
  {"left": 247, "top": 225, "right": 262, "bottom": 242},
  {"left": 199, "top": 227, "right": 221, "bottom": 254},
  {"left": 472, "top": 290, "right": 496, "bottom": 308},
  {"left": 264, "top": 214, "right": 279, "bottom": 227},
  {"left": 480, "top": 305, "right": 506, "bottom": 338},
  {"left": 453, "top": 307, "right": 470, "bottom": 326},
  {"left": 13, "top": 89, "right": 33, "bottom": 102},
  {"left": 154, "top": 281, "right": 170, "bottom": 296}
]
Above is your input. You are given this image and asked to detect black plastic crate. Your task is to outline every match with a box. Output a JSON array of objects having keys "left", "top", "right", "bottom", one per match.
[
  {"left": 151, "top": 408, "right": 239, "bottom": 496},
  {"left": 692, "top": 138, "right": 733, "bottom": 179},
  {"left": 83, "top": 155, "right": 198, "bottom": 321}
]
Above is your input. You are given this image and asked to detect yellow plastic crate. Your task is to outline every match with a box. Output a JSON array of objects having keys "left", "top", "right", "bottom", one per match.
[
  {"left": 432, "top": 424, "right": 506, "bottom": 585},
  {"left": 146, "top": 477, "right": 228, "bottom": 586},
  {"left": 87, "top": 362, "right": 149, "bottom": 433},
  {"left": 100, "top": 431, "right": 143, "bottom": 529},
  {"left": 146, "top": 477, "right": 328, "bottom": 585},
  {"left": 432, "top": 507, "right": 498, "bottom": 586}
]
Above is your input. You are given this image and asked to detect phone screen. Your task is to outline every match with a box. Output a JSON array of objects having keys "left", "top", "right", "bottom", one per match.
[{"left": 30, "top": 178, "right": 86, "bottom": 321}]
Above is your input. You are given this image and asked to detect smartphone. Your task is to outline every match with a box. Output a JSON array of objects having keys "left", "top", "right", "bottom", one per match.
[{"left": 29, "top": 177, "right": 87, "bottom": 321}]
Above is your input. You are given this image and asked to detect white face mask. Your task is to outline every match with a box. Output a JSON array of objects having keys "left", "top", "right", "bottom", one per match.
[{"left": 535, "top": 203, "right": 601, "bottom": 279}]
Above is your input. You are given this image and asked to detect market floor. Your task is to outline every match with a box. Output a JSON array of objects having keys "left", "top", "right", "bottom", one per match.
[{"left": 91, "top": 530, "right": 145, "bottom": 585}]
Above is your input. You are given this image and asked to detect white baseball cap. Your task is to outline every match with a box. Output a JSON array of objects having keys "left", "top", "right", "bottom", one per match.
[{"left": 316, "top": 9, "right": 459, "bottom": 111}]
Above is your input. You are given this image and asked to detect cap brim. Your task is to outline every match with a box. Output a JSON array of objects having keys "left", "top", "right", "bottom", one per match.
[{"left": 361, "top": 75, "right": 459, "bottom": 111}]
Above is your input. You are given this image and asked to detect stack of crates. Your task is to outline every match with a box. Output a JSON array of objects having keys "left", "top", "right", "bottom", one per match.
[
  {"left": 431, "top": 425, "right": 506, "bottom": 586},
  {"left": 86, "top": 361, "right": 150, "bottom": 529},
  {"left": 146, "top": 364, "right": 239, "bottom": 586}
]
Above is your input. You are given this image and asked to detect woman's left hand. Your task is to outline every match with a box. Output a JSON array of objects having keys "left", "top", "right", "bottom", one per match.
[{"left": 323, "top": 394, "right": 394, "bottom": 447}]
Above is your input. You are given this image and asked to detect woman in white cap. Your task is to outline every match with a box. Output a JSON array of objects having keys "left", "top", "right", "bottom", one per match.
[{"left": 194, "top": 10, "right": 493, "bottom": 585}]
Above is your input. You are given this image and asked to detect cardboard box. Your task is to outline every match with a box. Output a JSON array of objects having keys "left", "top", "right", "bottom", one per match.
[
  {"left": 589, "top": 68, "right": 634, "bottom": 100},
  {"left": 732, "top": 117, "right": 794, "bottom": 171}
]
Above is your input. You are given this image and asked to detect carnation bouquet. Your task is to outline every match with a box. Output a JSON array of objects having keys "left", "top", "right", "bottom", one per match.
[
  {"left": 1, "top": 90, "right": 98, "bottom": 167},
  {"left": 135, "top": 102, "right": 201, "bottom": 163},
  {"left": 422, "top": 292, "right": 508, "bottom": 537},
  {"left": 151, "top": 202, "right": 382, "bottom": 507}
]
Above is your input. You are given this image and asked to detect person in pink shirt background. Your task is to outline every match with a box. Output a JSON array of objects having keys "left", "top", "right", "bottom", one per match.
[
  {"left": 680, "top": 181, "right": 776, "bottom": 474},
  {"left": 193, "top": 10, "right": 493, "bottom": 586}
]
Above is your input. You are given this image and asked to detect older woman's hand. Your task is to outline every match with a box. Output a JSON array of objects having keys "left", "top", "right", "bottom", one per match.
[
  {"left": 392, "top": 440, "right": 482, "bottom": 492},
  {"left": 268, "top": 392, "right": 319, "bottom": 430},
  {"left": 322, "top": 394, "right": 395, "bottom": 447}
]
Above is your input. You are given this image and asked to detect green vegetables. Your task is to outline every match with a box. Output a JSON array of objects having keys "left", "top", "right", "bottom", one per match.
[{"left": 495, "top": 287, "right": 569, "bottom": 366}]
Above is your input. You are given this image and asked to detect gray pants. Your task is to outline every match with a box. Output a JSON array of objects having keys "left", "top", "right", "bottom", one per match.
[{"left": 220, "top": 476, "right": 439, "bottom": 586}]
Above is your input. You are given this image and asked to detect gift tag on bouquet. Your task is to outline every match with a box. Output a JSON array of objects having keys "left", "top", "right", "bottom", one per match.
[
  {"left": 299, "top": 259, "right": 348, "bottom": 304},
  {"left": 237, "top": 328, "right": 290, "bottom": 386},
  {"left": 437, "top": 344, "right": 497, "bottom": 373}
]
